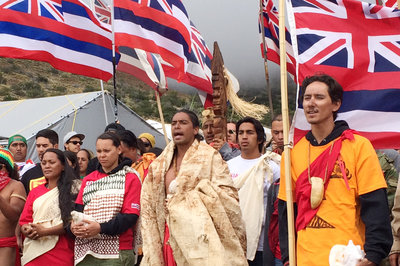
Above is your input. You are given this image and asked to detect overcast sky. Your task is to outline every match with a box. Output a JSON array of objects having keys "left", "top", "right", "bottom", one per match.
[{"left": 176, "top": 0, "right": 276, "bottom": 91}]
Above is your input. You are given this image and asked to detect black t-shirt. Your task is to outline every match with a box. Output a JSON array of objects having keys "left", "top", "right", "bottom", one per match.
[{"left": 21, "top": 164, "right": 44, "bottom": 194}]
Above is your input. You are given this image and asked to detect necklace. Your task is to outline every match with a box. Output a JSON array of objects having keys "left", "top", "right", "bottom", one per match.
[
  {"left": 173, "top": 153, "right": 180, "bottom": 175},
  {"left": 308, "top": 141, "right": 334, "bottom": 209}
]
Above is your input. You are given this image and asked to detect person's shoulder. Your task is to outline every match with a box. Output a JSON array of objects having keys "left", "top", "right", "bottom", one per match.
[
  {"left": 21, "top": 164, "right": 42, "bottom": 179},
  {"left": 8, "top": 179, "right": 24, "bottom": 189},
  {"left": 227, "top": 154, "right": 243, "bottom": 166},
  {"left": 29, "top": 183, "right": 47, "bottom": 196}
]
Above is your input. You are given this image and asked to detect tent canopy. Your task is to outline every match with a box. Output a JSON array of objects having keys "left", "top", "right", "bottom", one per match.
[{"left": 0, "top": 91, "right": 167, "bottom": 162}]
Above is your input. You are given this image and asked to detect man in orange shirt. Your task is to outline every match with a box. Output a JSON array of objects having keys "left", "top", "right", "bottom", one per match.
[{"left": 278, "top": 74, "right": 392, "bottom": 266}]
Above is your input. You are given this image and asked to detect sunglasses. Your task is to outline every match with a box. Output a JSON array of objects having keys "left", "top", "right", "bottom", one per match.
[
  {"left": 68, "top": 141, "right": 83, "bottom": 145},
  {"left": 143, "top": 142, "right": 151, "bottom": 147},
  {"left": 228, "top": 129, "right": 236, "bottom": 134}
]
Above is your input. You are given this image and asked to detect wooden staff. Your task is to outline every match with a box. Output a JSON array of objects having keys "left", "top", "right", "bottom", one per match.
[
  {"left": 155, "top": 90, "right": 170, "bottom": 146},
  {"left": 278, "top": 0, "right": 296, "bottom": 264},
  {"left": 259, "top": 0, "right": 275, "bottom": 118},
  {"left": 211, "top": 42, "right": 227, "bottom": 142}
]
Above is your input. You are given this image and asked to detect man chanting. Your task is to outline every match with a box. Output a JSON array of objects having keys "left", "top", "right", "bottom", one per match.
[
  {"left": 140, "top": 109, "right": 247, "bottom": 265},
  {"left": 278, "top": 74, "right": 392, "bottom": 265}
]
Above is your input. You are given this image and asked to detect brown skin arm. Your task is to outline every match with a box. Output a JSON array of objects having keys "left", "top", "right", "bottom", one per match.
[
  {"left": 0, "top": 181, "right": 26, "bottom": 222},
  {"left": 389, "top": 253, "right": 400, "bottom": 266},
  {"left": 22, "top": 223, "right": 65, "bottom": 240},
  {"left": 356, "top": 258, "right": 377, "bottom": 266}
]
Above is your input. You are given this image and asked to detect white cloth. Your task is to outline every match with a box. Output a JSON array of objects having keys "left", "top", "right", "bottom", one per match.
[
  {"left": 22, "top": 187, "right": 62, "bottom": 265},
  {"left": 227, "top": 152, "right": 280, "bottom": 260}
]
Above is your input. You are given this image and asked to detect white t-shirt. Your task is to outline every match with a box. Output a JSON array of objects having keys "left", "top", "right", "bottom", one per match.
[{"left": 227, "top": 155, "right": 280, "bottom": 252}]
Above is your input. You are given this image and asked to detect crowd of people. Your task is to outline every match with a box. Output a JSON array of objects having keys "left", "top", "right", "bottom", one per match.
[{"left": 0, "top": 73, "right": 399, "bottom": 265}]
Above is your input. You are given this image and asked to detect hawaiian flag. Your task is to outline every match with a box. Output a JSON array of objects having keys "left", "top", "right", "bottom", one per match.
[
  {"left": 382, "top": 0, "right": 398, "bottom": 8},
  {"left": 118, "top": 46, "right": 167, "bottom": 91},
  {"left": 93, "top": 0, "right": 111, "bottom": 24},
  {"left": 259, "top": 0, "right": 296, "bottom": 77},
  {"left": 114, "top": 0, "right": 191, "bottom": 80},
  {"left": 0, "top": 0, "right": 114, "bottom": 81},
  {"left": 162, "top": 21, "right": 213, "bottom": 107},
  {"left": 91, "top": 0, "right": 167, "bottom": 90},
  {"left": 288, "top": 0, "right": 400, "bottom": 149}
]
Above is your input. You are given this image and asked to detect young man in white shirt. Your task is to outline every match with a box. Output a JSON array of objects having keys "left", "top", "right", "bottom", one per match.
[{"left": 227, "top": 116, "right": 280, "bottom": 266}]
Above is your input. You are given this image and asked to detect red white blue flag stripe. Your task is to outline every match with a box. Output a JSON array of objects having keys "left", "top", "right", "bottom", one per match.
[
  {"left": 288, "top": 0, "right": 400, "bottom": 149},
  {"left": 114, "top": 0, "right": 191, "bottom": 79},
  {"left": 259, "top": 0, "right": 296, "bottom": 77},
  {"left": 0, "top": 0, "right": 114, "bottom": 81}
]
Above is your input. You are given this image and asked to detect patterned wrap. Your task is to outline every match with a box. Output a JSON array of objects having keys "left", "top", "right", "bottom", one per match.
[
  {"left": 140, "top": 140, "right": 247, "bottom": 266},
  {"left": 74, "top": 166, "right": 131, "bottom": 264}
]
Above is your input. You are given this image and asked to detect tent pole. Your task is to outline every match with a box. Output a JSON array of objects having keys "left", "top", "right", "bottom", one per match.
[
  {"left": 155, "top": 91, "right": 170, "bottom": 145},
  {"left": 278, "top": 0, "right": 296, "bottom": 264},
  {"left": 100, "top": 81, "right": 109, "bottom": 126}
]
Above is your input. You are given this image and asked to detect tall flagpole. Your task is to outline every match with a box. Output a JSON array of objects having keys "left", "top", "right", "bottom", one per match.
[
  {"left": 259, "top": 0, "right": 275, "bottom": 118},
  {"left": 155, "top": 91, "right": 170, "bottom": 146},
  {"left": 278, "top": 0, "right": 296, "bottom": 264},
  {"left": 89, "top": 0, "right": 110, "bottom": 126},
  {"left": 110, "top": 0, "right": 118, "bottom": 122}
]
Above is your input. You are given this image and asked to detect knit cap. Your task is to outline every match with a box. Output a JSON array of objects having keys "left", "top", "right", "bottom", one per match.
[
  {"left": 0, "top": 148, "right": 15, "bottom": 174},
  {"left": 139, "top": 133, "right": 156, "bottom": 148}
]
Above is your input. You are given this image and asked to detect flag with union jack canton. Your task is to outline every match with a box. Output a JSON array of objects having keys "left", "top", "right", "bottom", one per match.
[
  {"left": 162, "top": 21, "right": 213, "bottom": 107},
  {"left": 382, "top": 0, "right": 398, "bottom": 8},
  {"left": 0, "top": 0, "right": 114, "bottom": 81},
  {"left": 90, "top": 0, "right": 167, "bottom": 91},
  {"left": 113, "top": 0, "right": 191, "bottom": 80},
  {"left": 93, "top": 0, "right": 111, "bottom": 24},
  {"left": 259, "top": 0, "right": 296, "bottom": 77},
  {"left": 288, "top": 0, "right": 400, "bottom": 148}
]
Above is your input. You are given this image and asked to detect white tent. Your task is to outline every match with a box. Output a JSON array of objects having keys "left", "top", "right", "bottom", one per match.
[{"left": 0, "top": 91, "right": 167, "bottom": 162}]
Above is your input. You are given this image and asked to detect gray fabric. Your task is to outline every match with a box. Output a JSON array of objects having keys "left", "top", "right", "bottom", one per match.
[{"left": 0, "top": 91, "right": 167, "bottom": 162}]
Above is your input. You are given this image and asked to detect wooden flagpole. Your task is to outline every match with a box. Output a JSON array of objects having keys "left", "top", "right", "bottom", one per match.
[
  {"left": 278, "top": 0, "right": 296, "bottom": 264},
  {"left": 155, "top": 90, "right": 170, "bottom": 146},
  {"left": 259, "top": 0, "right": 275, "bottom": 118}
]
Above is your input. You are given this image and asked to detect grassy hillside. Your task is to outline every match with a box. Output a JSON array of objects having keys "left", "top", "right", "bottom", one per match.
[{"left": 0, "top": 57, "right": 296, "bottom": 125}]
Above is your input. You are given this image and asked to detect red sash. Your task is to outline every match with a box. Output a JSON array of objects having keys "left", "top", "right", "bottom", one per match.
[
  {"left": 295, "top": 130, "right": 356, "bottom": 231},
  {"left": 163, "top": 223, "right": 177, "bottom": 266},
  {"left": 0, "top": 236, "right": 21, "bottom": 266}
]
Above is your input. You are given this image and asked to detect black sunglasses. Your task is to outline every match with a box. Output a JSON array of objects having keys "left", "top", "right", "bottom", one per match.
[
  {"left": 228, "top": 129, "right": 236, "bottom": 134},
  {"left": 68, "top": 141, "right": 83, "bottom": 145},
  {"left": 143, "top": 142, "right": 151, "bottom": 147}
]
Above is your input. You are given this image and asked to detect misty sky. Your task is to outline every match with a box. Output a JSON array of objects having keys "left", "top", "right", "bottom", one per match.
[{"left": 176, "top": 0, "right": 278, "bottom": 91}]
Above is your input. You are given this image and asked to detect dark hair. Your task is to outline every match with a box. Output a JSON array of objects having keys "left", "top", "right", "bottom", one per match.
[
  {"left": 97, "top": 132, "right": 121, "bottom": 147},
  {"left": 42, "top": 148, "right": 76, "bottom": 226},
  {"left": 104, "top": 122, "right": 125, "bottom": 133},
  {"left": 116, "top": 130, "right": 138, "bottom": 149},
  {"left": 36, "top": 129, "right": 59, "bottom": 145},
  {"left": 63, "top": 151, "right": 80, "bottom": 178},
  {"left": 78, "top": 148, "right": 93, "bottom": 160},
  {"left": 9, "top": 164, "right": 19, "bottom": 180},
  {"left": 174, "top": 109, "right": 204, "bottom": 141},
  {"left": 96, "top": 132, "right": 123, "bottom": 163},
  {"left": 236, "top": 117, "right": 266, "bottom": 153},
  {"left": 271, "top": 114, "right": 282, "bottom": 123},
  {"left": 149, "top": 147, "right": 163, "bottom": 157},
  {"left": 300, "top": 74, "right": 343, "bottom": 120}
]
